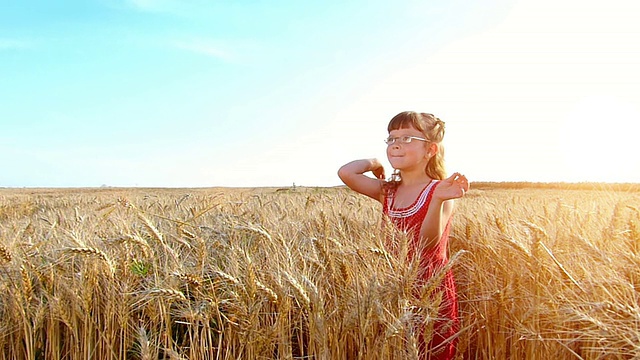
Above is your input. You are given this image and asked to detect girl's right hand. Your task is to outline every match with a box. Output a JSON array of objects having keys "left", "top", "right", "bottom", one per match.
[
  {"left": 338, "top": 158, "right": 386, "bottom": 202},
  {"left": 371, "top": 159, "right": 386, "bottom": 180}
]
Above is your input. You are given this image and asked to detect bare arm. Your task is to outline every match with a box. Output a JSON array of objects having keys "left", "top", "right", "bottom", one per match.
[
  {"left": 420, "top": 199, "right": 454, "bottom": 250},
  {"left": 419, "top": 173, "right": 469, "bottom": 250},
  {"left": 337, "top": 159, "right": 385, "bottom": 202}
]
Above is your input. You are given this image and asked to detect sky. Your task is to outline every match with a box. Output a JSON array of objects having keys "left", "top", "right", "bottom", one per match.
[{"left": 1, "top": 0, "right": 639, "bottom": 188}]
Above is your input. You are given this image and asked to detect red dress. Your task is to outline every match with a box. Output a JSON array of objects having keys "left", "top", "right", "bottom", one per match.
[{"left": 383, "top": 180, "right": 459, "bottom": 360}]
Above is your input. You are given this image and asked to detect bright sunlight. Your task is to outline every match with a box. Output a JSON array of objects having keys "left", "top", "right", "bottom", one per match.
[{"left": 559, "top": 95, "right": 640, "bottom": 183}]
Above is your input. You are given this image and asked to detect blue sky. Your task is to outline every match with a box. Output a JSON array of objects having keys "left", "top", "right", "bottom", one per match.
[{"left": 2, "top": 0, "right": 639, "bottom": 187}]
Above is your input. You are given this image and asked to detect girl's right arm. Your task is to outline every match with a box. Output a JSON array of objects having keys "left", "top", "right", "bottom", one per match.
[{"left": 337, "top": 159, "right": 385, "bottom": 202}]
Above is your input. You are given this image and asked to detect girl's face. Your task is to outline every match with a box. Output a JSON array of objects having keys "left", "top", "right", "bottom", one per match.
[{"left": 386, "top": 126, "right": 431, "bottom": 172}]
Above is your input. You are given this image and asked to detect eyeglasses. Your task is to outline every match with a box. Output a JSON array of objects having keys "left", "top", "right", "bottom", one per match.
[{"left": 384, "top": 136, "right": 428, "bottom": 145}]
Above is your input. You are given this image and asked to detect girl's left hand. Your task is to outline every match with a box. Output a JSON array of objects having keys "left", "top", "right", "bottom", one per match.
[{"left": 434, "top": 172, "right": 469, "bottom": 200}]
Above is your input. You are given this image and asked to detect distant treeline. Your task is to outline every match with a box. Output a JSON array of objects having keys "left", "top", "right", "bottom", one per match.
[{"left": 470, "top": 182, "right": 640, "bottom": 192}]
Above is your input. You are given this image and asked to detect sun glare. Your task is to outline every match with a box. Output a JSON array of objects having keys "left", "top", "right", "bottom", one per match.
[{"left": 560, "top": 95, "right": 640, "bottom": 183}]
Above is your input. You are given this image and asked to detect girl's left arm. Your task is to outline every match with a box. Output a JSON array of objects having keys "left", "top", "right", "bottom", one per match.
[
  {"left": 419, "top": 199, "right": 454, "bottom": 250},
  {"left": 419, "top": 173, "right": 469, "bottom": 250}
]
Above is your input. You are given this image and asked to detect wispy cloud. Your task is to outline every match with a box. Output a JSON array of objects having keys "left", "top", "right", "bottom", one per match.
[
  {"left": 126, "top": 0, "right": 166, "bottom": 12},
  {"left": 114, "top": 0, "right": 180, "bottom": 13},
  {"left": 171, "top": 38, "right": 235, "bottom": 61},
  {"left": 125, "top": 0, "right": 193, "bottom": 13},
  {"left": 0, "top": 39, "right": 31, "bottom": 51}
]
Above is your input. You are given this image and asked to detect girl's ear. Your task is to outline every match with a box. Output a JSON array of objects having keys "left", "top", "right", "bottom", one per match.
[{"left": 427, "top": 142, "right": 439, "bottom": 158}]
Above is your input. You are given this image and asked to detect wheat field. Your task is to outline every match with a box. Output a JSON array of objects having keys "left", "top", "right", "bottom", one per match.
[{"left": 0, "top": 184, "right": 639, "bottom": 359}]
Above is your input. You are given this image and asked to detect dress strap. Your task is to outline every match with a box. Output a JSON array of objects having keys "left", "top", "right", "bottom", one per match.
[{"left": 385, "top": 180, "right": 438, "bottom": 218}]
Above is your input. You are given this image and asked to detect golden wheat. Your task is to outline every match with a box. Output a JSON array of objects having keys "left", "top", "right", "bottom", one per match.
[
  {"left": 0, "top": 244, "right": 12, "bottom": 263},
  {"left": 254, "top": 279, "right": 278, "bottom": 303},
  {"left": 0, "top": 185, "right": 639, "bottom": 359},
  {"left": 147, "top": 288, "right": 187, "bottom": 302},
  {"left": 283, "top": 270, "right": 311, "bottom": 308}
]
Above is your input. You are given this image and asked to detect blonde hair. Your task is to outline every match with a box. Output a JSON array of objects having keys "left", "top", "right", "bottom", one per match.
[{"left": 385, "top": 111, "right": 447, "bottom": 188}]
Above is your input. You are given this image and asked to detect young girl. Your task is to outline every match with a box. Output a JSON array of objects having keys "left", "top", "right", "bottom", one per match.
[{"left": 338, "top": 111, "right": 469, "bottom": 359}]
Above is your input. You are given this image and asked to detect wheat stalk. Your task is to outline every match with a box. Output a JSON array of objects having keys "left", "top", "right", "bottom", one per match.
[
  {"left": 147, "top": 288, "right": 187, "bottom": 301},
  {"left": 138, "top": 213, "right": 164, "bottom": 243},
  {"left": 0, "top": 245, "right": 12, "bottom": 263},
  {"left": 136, "top": 326, "right": 153, "bottom": 360},
  {"left": 137, "top": 212, "right": 180, "bottom": 265},
  {"left": 172, "top": 272, "right": 202, "bottom": 287},
  {"left": 113, "top": 234, "right": 152, "bottom": 257},
  {"left": 20, "top": 265, "right": 33, "bottom": 303},
  {"left": 63, "top": 247, "right": 115, "bottom": 275},
  {"left": 537, "top": 240, "right": 586, "bottom": 293},
  {"left": 235, "top": 224, "right": 272, "bottom": 241},
  {"left": 283, "top": 271, "right": 310, "bottom": 307},
  {"left": 255, "top": 279, "right": 278, "bottom": 303},
  {"left": 64, "top": 246, "right": 109, "bottom": 262},
  {"left": 212, "top": 270, "right": 240, "bottom": 285}
]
